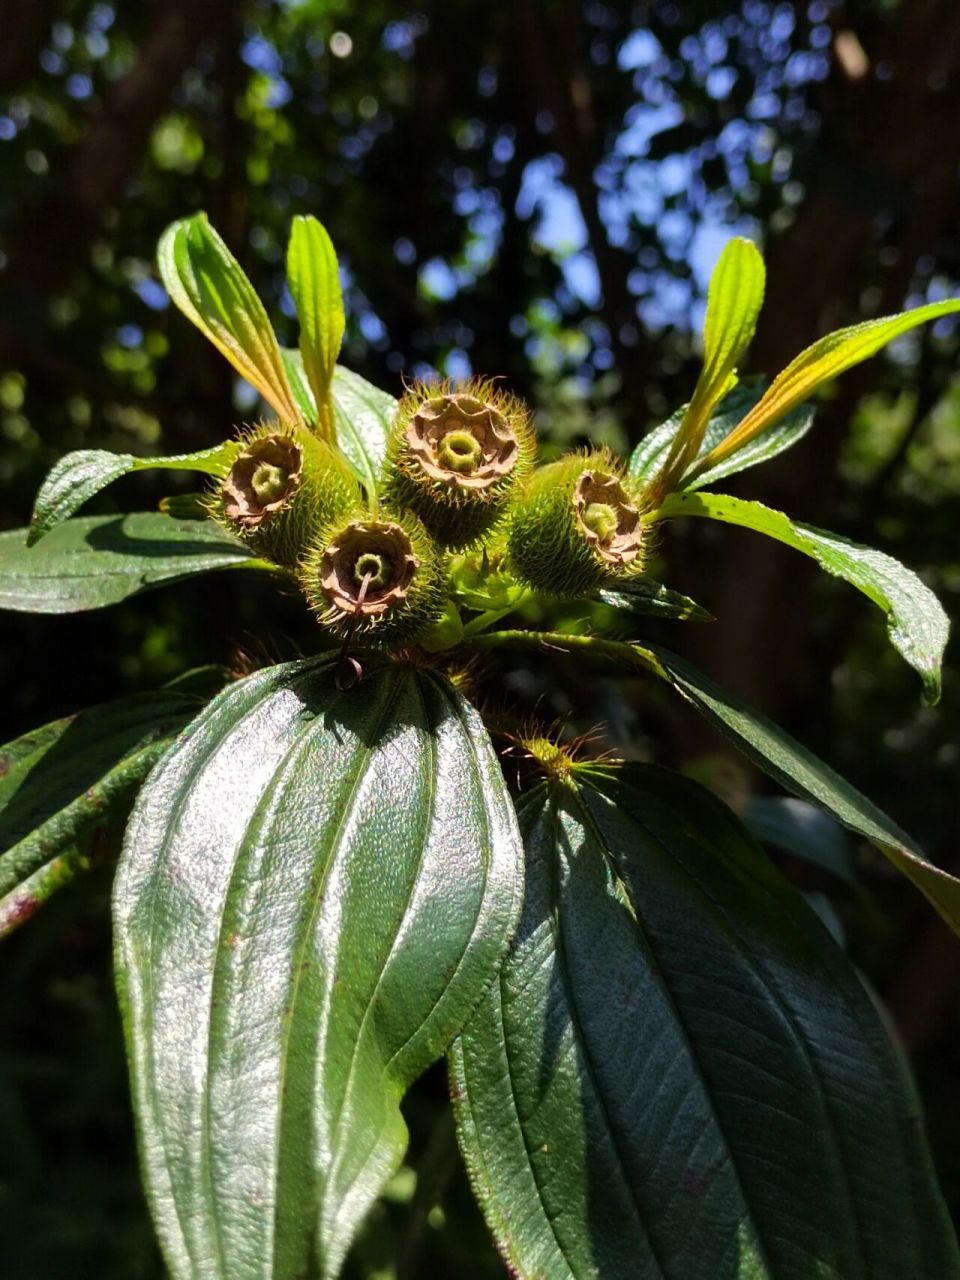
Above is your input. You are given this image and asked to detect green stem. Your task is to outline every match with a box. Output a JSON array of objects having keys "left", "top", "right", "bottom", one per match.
[
  {"left": 459, "top": 590, "right": 531, "bottom": 638},
  {"left": 462, "top": 627, "right": 666, "bottom": 678},
  {"left": 0, "top": 847, "right": 91, "bottom": 941}
]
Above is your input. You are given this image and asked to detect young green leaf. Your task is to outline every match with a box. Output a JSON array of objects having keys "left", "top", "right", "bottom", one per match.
[
  {"left": 689, "top": 297, "right": 960, "bottom": 480},
  {"left": 286, "top": 215, "right": 345, "bottom": 442},
  {"left": 0, "top": 513, "right": 274, "bottom": 614},
  {"left": 0, "top": 689, "right": 210, "bottom": 938},
  {"left": 653, "top": 491, "right": 949, "bottom": 703},
  {"left": 654, "top": 237, "right": 765, "bottom": 492},
  {"left": 629, "top": 383, "right": 815, "bottom": 492},
  {"left": 452, "top": 768, "right": 958, "bottom": 1279},
  {"left": 158, "top": 212, "right": 301, "bottom": 423},
  {"left": 646, "top": 641, "right": 960, "bottom": 936},
  {"left": 27, "top": 442, "right": 239, "bottom": 545},
  {"left": 114, "top": 656, "right": 523, "bottom": 1280}
]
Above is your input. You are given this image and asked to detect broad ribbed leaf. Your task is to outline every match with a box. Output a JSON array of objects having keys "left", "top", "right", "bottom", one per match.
[
  {"left": 690, "top": 296, "right": 960, "bottom": 479},
  {"left": 28, "top": 442, "right": 238, "bottom": 545},
  {"left": 655, "top": 238, "right": 765, "bottom": 488},
  {"left": 629, "top": 384, "right": 814, "bottom": 491},
  {"left": 598, "top": 577, "right": 713, "bottom": 622},
  {"left": 287, "top": 215, "right": 344, "bottom": 440},
  {"left": 647, "top": 642, "right": 960, "bottom": 935},
  {"left": 114, "top": 656, "right": 523, "bottom": 1280},
  {"left": 0, "top": 689, "right": 206, "bottom": 937},
  {"left": 654, "top": 491, "right": 948, "bottom": 703},
  {"left": 0, "top": 513, "right": 272, "bottom": 614},
  {"left": 452, "top": 768, "right": 959, "bottom": 1279},
  {"left": 158, "top": 213, "right": 301, "bottom": 423}
]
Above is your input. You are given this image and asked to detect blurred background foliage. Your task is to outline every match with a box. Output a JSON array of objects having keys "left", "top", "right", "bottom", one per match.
[{"left": 1, "top": 0, "right": 959, "bottom": 1274}]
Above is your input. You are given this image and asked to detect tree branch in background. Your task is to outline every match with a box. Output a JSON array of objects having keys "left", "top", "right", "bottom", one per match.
[
  {"left": 514, "top": 0, "right": 651, "bottom": 415},
  {"left": 0, "top": 0, "right": 54, "bottom": 91},
  {"left": 0, "top": 0, "right": 236, "bottom": 368}
]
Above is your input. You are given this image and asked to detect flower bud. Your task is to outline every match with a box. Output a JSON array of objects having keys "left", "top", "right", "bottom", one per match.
[
  {"left": 382, "top": 379, "right": 535, "bottom": 549},
  {"left": 506, "top": 451, "right": 648, "bottom": 597},
  {"left": 209, "top": 422, "right": 359, "bottom": 568},
  {"left": 300, "top": 509, "right": 445, "bottom": 646}
]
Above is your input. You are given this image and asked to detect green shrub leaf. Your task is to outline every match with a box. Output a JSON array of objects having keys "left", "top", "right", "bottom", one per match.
[
  {"left": 0, "top": 689, "right": 209, "bottom": 938},
  {"left": 598, "top": 577, "right": 713, "bottom": 622},
  {"left": 647, "top": 642, "right": 960, "bottom": 934},
  {"left": 114, "top": 656, "right": 523, "bottom": 1280},
  {"left": 654, "top": 238, "right": 765, "bottom": 489},
  {"left": 744, "top": 796, "right": 857, "bottom": 887},
  {"left": 27, "top": 443, "right": 238, "bottom": 545},
  {"left": 286, "top": 215, "right": 345, "bottom": 441},
  {"left": 0, "top": 513, "right": 272, "bottom": 614},
  {"left": 279, "top": 355, "right": 395, "bottom": 498},
  {"left": 630, "top": 383, "right": 815, "bottom": 491},
  {"left": 689, "top": 297, "right": 960, "bottom": 480},
  {"left": 452, "top": 768, "right": 958, "bottom": 1279},
  {"left": 654, "top": 491, "right": 948, "bottom": 703},
  {"left": 331, "top": 365, "right": 396, "bottom": 497},
  {"left": 158, "top": 212, "right": 301, "bottom": 423},
  {"left": 280, "top": 346, "right": 319, "bottom": 424}
]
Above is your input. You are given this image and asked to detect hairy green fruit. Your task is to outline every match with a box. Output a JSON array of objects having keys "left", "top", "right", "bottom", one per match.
[
  {"left": 300, "top": 510, "right": 445, "bottom": 646},
  {"left": 209, "top": 422, "right": 359, "bottom": 568},
  {"left": 506, "top": 451, "right": 648, "bottom": 597},
  {"left": 382, "top": 379, "right": 536, "bottom": 549}
]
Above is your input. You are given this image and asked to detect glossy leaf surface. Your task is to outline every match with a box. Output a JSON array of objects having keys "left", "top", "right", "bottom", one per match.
[
  {"left": 0, "top": 689, "right": 204, "bottom": 936},
  {"left": 630, "top": 384, "right": 814, "bottom": 491},
  {"left": 647, "top": 642, "right": 960, "bottom": 934},
  {"left": 452, "top": 768, "right": 959, "bottom": 1279},
  {"left": 653, "top": 491, "right": 948, "bottom": 703},
  {"left": 0, "top": 514, "right": 271, "bottom": 613},
  {"left": 158, "top": 213, "right": 301, "bottom": 422},
  {"left": 331, "top": 365, "right": 396, "bottom": 497},
  {"left": 27, "top": 442, "right": 238, "bottom": 545},
  {"left": 598, "top": 576, "right": 713, "bottom": 622},
  {"left": 286, "top": 216, "right": 344, "bottom": 439},
  {"left": 114, "top": 656, "right": 523, "bottom": 1279}
]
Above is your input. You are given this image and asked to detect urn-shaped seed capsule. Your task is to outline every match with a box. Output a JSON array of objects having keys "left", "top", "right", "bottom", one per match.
[
  {"left": 506, "top": 451, "right": 648, "bottom": 598},
  {"left": 382, "top": 379, "right": 536, "bottom": 549},
  {"left": 209, "top": 423, "right": 360, "bottom": 569},
  {"left": 301, "top": 512, "right": 445, "bottom": 646},
  {"left": 221, "top": 435, "right": 303, "bottom": 528},
  {"left": 571, "top": 469, "right": 643, "bottom": 568}
]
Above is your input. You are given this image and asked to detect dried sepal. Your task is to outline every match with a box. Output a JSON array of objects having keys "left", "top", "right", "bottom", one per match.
[
  {"left": 382, "top": 378, "right": 536, "bottom": 549},
  {"left": 506, "top": 450, "right": 650, "bottom": 598}
]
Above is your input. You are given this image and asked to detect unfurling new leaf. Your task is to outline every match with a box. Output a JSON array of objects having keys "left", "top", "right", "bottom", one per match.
[
  {"left": 688, "top": 297, "right": 960, "bottom": 480},
  {"left": 158, "top": 212, "right": 301, "bottom": 423}
]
